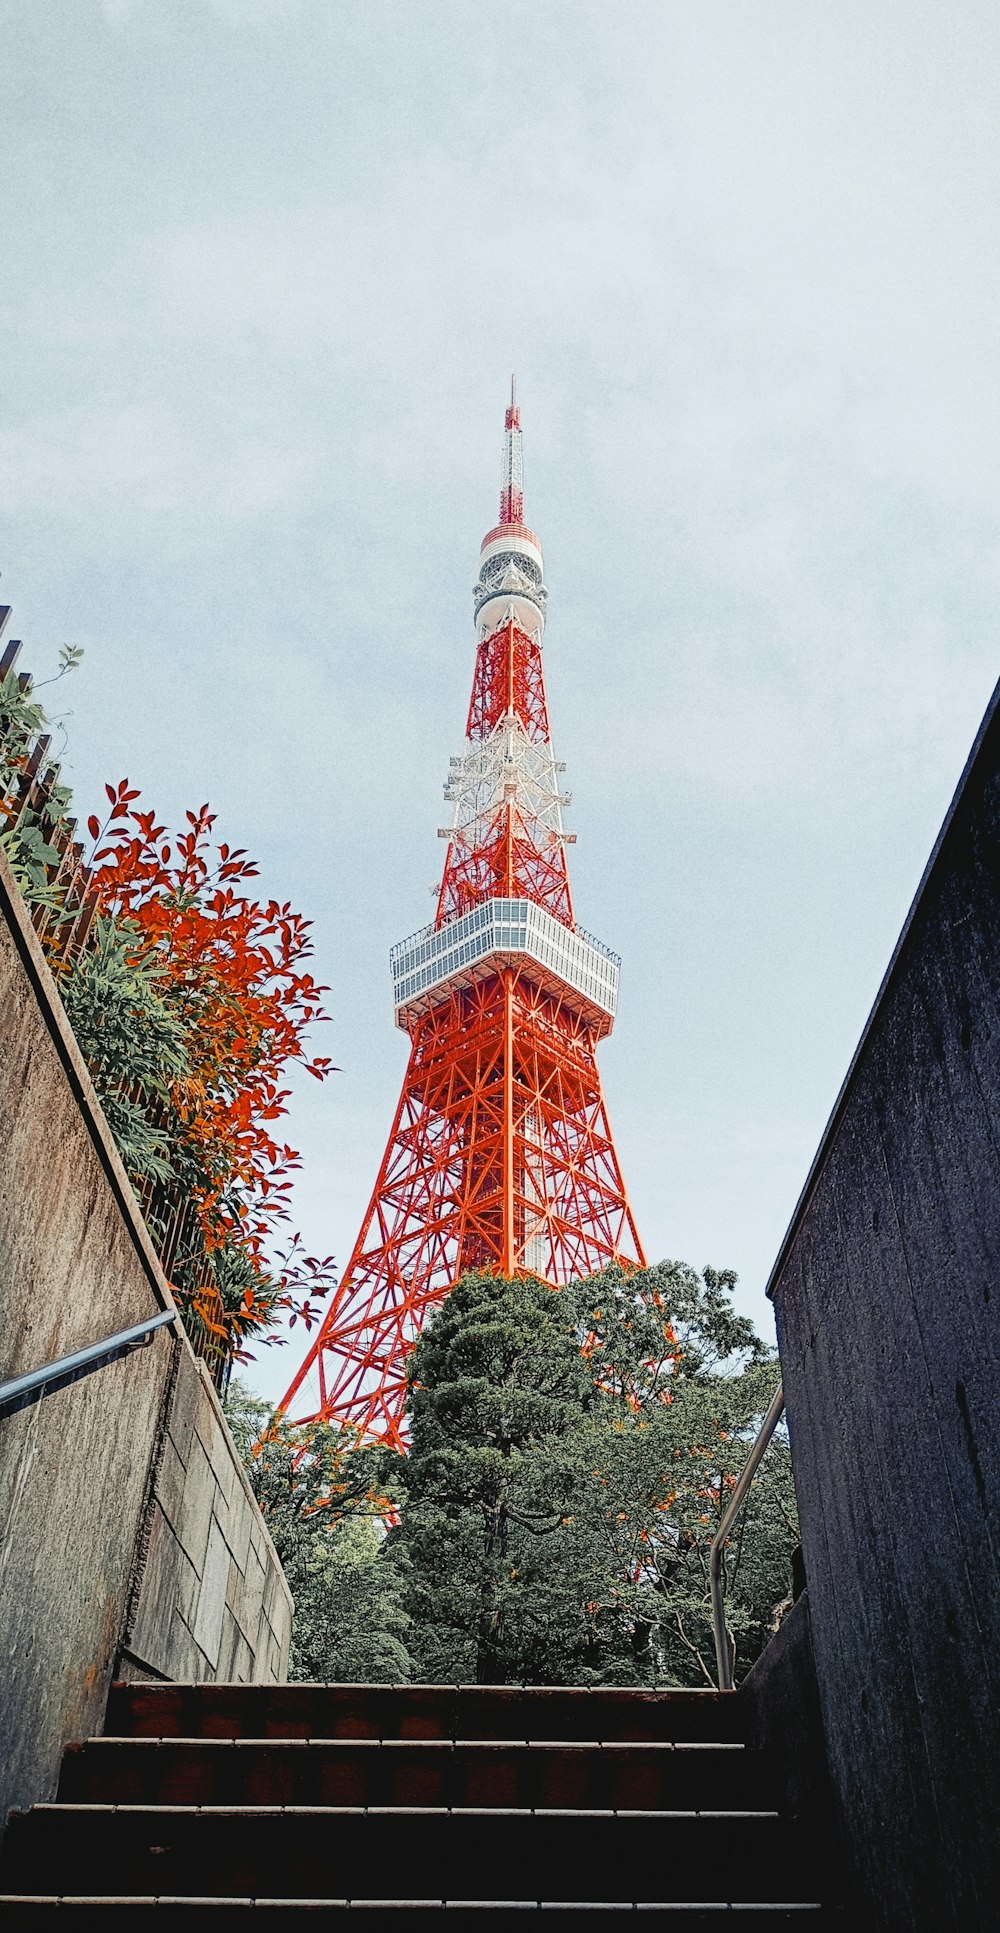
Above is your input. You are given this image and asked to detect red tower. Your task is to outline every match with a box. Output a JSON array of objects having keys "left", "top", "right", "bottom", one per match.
[{"left": 280, "top": 385, "right": 644, "bottom": 1447}]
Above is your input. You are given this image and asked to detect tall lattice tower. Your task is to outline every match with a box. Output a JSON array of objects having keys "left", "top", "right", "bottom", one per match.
[{"left": 279, "top": 385, "right": 644, "bottom": 1447}]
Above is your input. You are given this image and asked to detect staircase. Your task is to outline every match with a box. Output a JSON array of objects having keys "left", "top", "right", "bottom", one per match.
[{"left": 0, "top": 1681, "right": 837, "bottom": 1922}]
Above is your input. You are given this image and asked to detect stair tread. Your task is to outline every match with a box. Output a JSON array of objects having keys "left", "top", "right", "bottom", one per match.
[
  {"left": 106, "top": 1683, "right": 745, "bottom": 1743},
  {"left": 80, "top": 1736, "right": 747, "bottom": 1749},
  {"left": 111, "top": 1682, "right": 728, "bottom": 1696},
  {"left": 2, "top": 1803, "right": 806, "bottom": 1899},
  {"left": 0, "top": 1896, "right": 830, "bottom": 1909},
  {"left": 0, "top": 1899, "right": 835, "bottom": 1927},
  {"left": 27, "top": 1800, "right": 784, "bottom": 1817},
  {"left": 58, "top": 1736, "right": 769, "bottom": 1811}
]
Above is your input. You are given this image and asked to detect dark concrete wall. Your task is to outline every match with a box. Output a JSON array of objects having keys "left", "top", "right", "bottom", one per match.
[
  {"left": 0, "top": 852, "right": 290, "bottom": 1830},
  {"left": 738, "top": 1595, "right": 841, "bottom": 1883},
  {"left": 770, "top": 679, "right": 1000, "bottom": 1930}
]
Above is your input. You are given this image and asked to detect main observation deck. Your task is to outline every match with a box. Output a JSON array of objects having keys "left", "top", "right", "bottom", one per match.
[{"left": 391, "top": 897, "right": 620, "bottom": 1037}]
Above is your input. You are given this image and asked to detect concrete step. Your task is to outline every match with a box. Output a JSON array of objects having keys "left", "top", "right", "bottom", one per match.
[
  {"left": 2, "top": 1804, "right": 805, "bottom": 1904},
  {"left": 105, "top": 1683, "right": 745, "bottom": 1745},
  {"left": 58, "top": 1737, "right": 767, "bottom": 1811},
  {"left": 0, "top": 1909, "right": 835, "bottom": 1925},
  {"left": 0, "top": 1899, "right": 837, "bottom": 1926}
]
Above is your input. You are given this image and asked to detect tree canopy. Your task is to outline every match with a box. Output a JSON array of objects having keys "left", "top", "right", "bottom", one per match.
[
  {"left": 388, "top": 1262, "right": 796, "bottom": 1687},
  {"left": 230, "top": 1262, "right": 795, "bottom": 1690}
]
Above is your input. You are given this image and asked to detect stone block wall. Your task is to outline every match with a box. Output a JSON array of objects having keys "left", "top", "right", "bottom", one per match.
[{"left": 125, "top": 1348, "right": 291, "bottom": 1685}]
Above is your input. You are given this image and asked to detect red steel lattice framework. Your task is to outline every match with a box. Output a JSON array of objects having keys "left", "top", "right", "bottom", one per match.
[{"left": 279, "top": 384, "right": 644, "bottom": 1447}]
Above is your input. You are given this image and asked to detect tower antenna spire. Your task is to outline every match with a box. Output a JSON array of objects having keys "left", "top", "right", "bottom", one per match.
[{"left": 499, "top": 375, "right": 523, "bottom": 526}]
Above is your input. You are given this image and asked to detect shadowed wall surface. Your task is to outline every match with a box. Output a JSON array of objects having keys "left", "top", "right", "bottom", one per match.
[
  {"left": 0, "top": 851, "right": 290, "bottom": 1832},
  {"left": 738, "top": 1592, "right": 833, "bottom": 1852},
  {"left": 771, "top": 677, "right": 1000, "bottom": 1930}
]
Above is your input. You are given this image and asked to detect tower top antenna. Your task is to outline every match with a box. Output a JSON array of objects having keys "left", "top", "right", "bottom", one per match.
[
  {"left": 499, "top": 376, "right": 523, "bottom": 523},
  {"left": 476, "top": 378, "right": 546, "bottom": 636}
]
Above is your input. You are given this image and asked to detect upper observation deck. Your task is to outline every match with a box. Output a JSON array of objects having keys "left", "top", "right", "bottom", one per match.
[{"left": 391, "top": 896, "right": 620, "bottom": 1037}]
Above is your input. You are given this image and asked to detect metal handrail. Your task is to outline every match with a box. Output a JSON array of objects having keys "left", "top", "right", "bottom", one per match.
[
  {"left": 0, "top": 1308, "right": 178, "bottom": 1422},
  {"left": 709, "top": 1381, "right": 786, "bottom": 1691}
]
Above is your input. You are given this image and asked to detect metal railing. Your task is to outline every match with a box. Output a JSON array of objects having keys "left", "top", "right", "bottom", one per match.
[
  {"left": 392, "top": 902, "right": 621, "bottom": 969},
  {"left": 709, "top": 1381, "right": 786, "bottom": 1691},
  {"left": 0, "top": 1308, "right": 178, "bottom": 1422}
]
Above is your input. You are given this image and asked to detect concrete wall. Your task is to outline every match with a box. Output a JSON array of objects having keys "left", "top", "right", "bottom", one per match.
[
  {"left": 769, "top": 677, "right": 1000, "bottom": 1929},
  {"left": 738, "top": 1594, "right": 837, "bottom": 1865},
  {"left": 0, "top": 850, "right": 290, "bottom": 1830}
]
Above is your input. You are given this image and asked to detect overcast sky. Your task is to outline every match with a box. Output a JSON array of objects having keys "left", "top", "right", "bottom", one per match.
[{"left": 3, "top": 3, "right": 999, "bottom": 1402}]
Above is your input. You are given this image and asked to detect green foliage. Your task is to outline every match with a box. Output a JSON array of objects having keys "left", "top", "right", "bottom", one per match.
[
  {"left": 568, "top": 1260, "right": 795, "bottom": 1684},
  {"left": 224, "top": 1381, "right": 413, "bottom": 1684},
  {"left": 288, "top": 1513, "right": 413, "bottom": 1684},
  {"left": 1, "top": 663, "right": 54, "bottom": 763},
  {"left": 390, "top": 1263, "right": 797, "bottom": 1688},
  {"left": 0, "top": 818, "right": 64, "bottom": 907},
  {"left": 60, "top": 915, "right": 188, "bottom": 1183},
  {"left": 0, "top": 659, "right": 76, "bottom": 909}
]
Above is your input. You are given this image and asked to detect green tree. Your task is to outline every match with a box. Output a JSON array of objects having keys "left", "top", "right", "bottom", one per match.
[
  {"left": 390, "top": 1271, "right": 600, "bottom": 1684},
  {"left": 571, "top": 1260, "right": 796, "bottom": 1685},
  {"left": 224, "top": 1381, "right": 412, "bottom": 1683}
]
